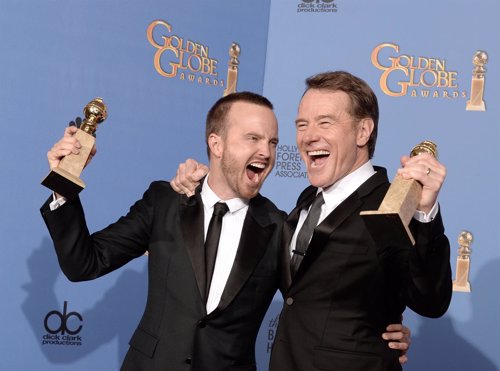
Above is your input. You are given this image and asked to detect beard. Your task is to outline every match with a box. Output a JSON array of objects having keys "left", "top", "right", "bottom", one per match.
[{"left": 220, "top": 149, "right": 261, "bottom": 200}]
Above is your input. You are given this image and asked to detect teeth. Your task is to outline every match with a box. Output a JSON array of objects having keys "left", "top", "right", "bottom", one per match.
[
  {"left": 308, "top": 150, "right": 330, "bottom": 156},
  {"left": 249, "top": 162, "right": 266, "bottom": 169}
]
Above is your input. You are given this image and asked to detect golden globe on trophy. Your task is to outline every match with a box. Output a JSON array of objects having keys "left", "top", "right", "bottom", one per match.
[
  {"left": 223, "top": 42, "right": 241, "bottom": 97},
  {"left": 41, "top": 98, "right": 107, "bottom": 198},
  {"left": 453, "top": 230, "right": 473, "bottom": 292},
  {"left": 360, "top": 140, "right": 438, "bottom": 246},
  {"left": 466, "top": 51, "right": 488, "bottom": 111}
]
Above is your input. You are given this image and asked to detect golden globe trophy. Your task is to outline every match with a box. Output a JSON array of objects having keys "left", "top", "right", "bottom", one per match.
[
  {"left": 223, "top": 42, "right": 240, "bottom": 97},
  {"left": 453, "top": 230, "right": 473, "bottom": 292},
  {"left": 41, "top": 98, "right": 107, "bottom": 198},
  {"left": 466, "top": 51, "right": 488, "bottom": 111},
  {"left": 360, "top": 140, "right": 438, "bottom": 246}
]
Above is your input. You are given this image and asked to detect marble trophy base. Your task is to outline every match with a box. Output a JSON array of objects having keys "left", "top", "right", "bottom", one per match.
[
  {"left": 41, "top": 129, "right": 94, "bottom": 199},
  {"left": 41, "top": 167, "right": 85, "bottom": 199},
  {"left": 360, "top": 175, "right": 422, "bottom": 247}
]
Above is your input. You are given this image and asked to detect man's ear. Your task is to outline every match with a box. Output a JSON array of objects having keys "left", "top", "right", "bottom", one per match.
[
  {"left": 356, "top": 118, "right": 374, "bottom": 147},
  {"left": 208, "top": 133, "right": 223, "bottom": 159}
]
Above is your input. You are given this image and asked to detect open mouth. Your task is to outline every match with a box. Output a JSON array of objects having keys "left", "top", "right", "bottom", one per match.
[
  {"left": 308, "top": 150, "right": 330, "bottom": 167},
  {"left": 246, "top": 162, "right": 266, "bottom": 183}
]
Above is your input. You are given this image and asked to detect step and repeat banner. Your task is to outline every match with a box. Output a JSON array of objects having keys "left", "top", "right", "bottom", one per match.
[
  {"left": 260, "top": 1, "right": 500, "bottom": 371},
  {"left": 0, "top": 1, "right": 271, "bottom": 370},
  {"left": 0, "top": 0, "right": 498, "bottom": 370}
]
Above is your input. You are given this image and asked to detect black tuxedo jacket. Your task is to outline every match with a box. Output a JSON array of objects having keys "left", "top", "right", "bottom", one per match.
[
  {"left": 270, "top": 167, "right": 452, "bottom": 371},
  {"left": 41, "top": 181, "right": 285, "bottom": 371}
]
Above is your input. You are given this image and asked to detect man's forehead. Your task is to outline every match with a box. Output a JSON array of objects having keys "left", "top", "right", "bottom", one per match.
[
  {"left": 226, "top": 102, "right": 277, "bottom": 130},
  {"left": 300, "top": 88, "right": 350, "bottom": 103},
  {"left": 229, "top": 100, "right": 269, "bottom": 111},
  {"left": 297, "top": 89, "right": 351, "bottom": 117}
]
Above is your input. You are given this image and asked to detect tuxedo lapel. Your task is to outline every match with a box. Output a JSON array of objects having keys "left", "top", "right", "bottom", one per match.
[
  {"left": 291, "top": 193, "right": 362, "bottom": 283},
  {"left": 209, "top": 195, "right": 276, "bottom": 316},
  {"left": 291, "top": 170, "right": 389, "bottom": 284},
  {"left": 179, "top": 187, "right": 206, "bottom": 303}
]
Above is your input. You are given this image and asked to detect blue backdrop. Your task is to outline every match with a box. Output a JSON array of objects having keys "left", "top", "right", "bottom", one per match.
[{"left": 1, "top": 0, "right": 498, "bottom": 370}]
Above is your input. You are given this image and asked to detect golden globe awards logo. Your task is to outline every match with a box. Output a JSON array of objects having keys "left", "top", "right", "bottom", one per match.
[
  {"left": 42, "top": 301, "right": 83, "bottom": 346},
  {"left": 147, "top": 20, "right": 224, "bottom": 87},
  {"left": 297, "top": 0, "right": 338, "bottom": 13},
  {"left": 371, "top": 43, "right": 467, "bottom": 99}
]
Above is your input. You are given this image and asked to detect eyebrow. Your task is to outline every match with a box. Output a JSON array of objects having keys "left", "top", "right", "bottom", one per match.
[
  {"left": 246, "top": 132, "right": 279, "bottom": 143},
  {"left": 295, "top": 114, "right": 337, "bottom": 124}
]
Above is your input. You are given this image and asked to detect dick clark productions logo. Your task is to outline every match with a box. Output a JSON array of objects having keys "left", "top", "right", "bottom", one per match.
[
  {"left": 297, "top": 0, "right": 338, "bottom": 13},
  {"left": 42, "top": 301, "right": 83, "bottom": 346}
]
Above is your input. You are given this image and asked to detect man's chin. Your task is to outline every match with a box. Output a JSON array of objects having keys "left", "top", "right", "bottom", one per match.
[
  {"left": 307, "top": 174, "right": 327, "bottom": 189},
  {"left": 241, "top": 183, "right": 262, "bottom": 199}
]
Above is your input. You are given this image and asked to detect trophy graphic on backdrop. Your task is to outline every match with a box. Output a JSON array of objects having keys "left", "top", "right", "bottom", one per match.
[
  {"left": 453, "top": 230, "right": 473, "bottom": 292},
  {"left": 360, "top": 140, "right": 438, "bottom": 246},
  {"left": 41, "top": 98, "right": 107, "bottom": 198},
  {"left": 223, "top": 42, "right": 241, "bottom": 97},
  {"left": 466, "top": 50, "right": 488, "bottom": 111}
]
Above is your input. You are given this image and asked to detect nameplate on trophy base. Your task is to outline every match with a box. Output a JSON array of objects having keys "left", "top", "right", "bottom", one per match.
[{"left": 41, "top": 167, "right": 86, "bottom": 199}]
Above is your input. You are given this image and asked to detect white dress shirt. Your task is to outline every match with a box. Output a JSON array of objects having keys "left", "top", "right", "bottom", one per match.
[{"left": 201, "top": 176, "right": 249, "bottom": 313}]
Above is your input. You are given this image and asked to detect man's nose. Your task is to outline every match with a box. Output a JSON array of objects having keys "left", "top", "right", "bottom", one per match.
[{"left": 301, "top": 125, "right": 320, "bottom": 143}]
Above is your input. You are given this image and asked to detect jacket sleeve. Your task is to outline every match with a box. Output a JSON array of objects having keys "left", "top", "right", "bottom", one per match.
[
  {"left": 40, "top": 182, "right": 159, "bottom": 282},
  {"left": 405, "top": 208, "right": 453, "bottom": 317}
]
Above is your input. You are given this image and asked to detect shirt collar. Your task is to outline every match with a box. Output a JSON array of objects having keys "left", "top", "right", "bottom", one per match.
[
  {"left": 319, "top": 161, "right": 376, "bottom": 210},
  {"left": 201, "top": 175, "right": 249, "bottom": 213}
]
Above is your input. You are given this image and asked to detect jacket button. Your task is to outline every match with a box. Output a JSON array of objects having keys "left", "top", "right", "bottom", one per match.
[
  {"left": 197, "top": 320, "right": 206, "bottom": 328},
  {"left": 185, "top": 357, "right": 192, "bottom": 364},
  {"left": 286, "top": 297, "right": 294, "bottom": 305}
]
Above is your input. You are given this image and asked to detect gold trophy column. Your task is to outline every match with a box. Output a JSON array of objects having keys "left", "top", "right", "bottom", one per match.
[
  {"left": 41, "top": 98, "right": 107, "bottom": 198},
  {"left": 453, "top": 231, "right": 473, "bottom": 292},
  {"left": 223, "top": 43, "right": 240, "bottom": 97},
  {"left": 466, "top": 51, "right": 488, "bottom": 111}
]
